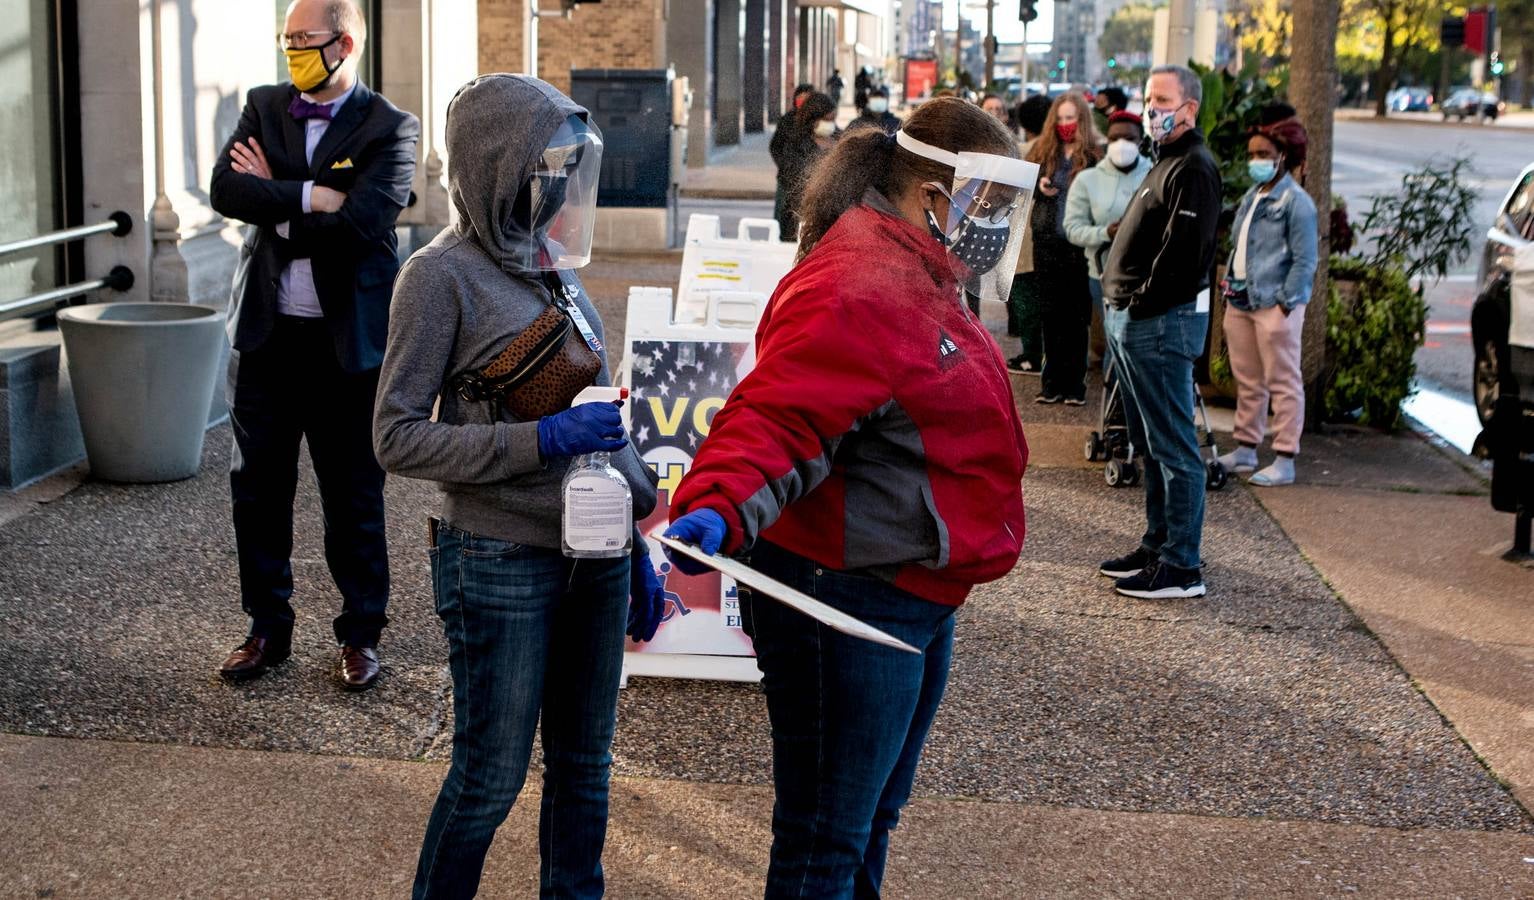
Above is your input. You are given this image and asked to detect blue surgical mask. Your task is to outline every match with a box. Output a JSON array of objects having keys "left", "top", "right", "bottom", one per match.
[{"left": 1247, "top": 159, "right": 1279, "bottom": 184}]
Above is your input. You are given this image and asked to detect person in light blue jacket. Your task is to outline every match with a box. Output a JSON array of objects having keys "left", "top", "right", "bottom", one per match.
[
  {"left": 1064, "top": 111, "right": 1153, "bottom": 371},
  {"left": 1216, "top": 114, "right": 1318, "bottom": 487}
]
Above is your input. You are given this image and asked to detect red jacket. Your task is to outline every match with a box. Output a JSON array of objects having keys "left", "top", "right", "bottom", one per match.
[{"left": 670, "top": 201, "right": 1028, "bottom": 605}]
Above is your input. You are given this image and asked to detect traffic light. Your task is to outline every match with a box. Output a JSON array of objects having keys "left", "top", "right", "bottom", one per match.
[
  {"left": 1106, "top": 57, "right": 1118, "bottom": 69},
  {"left": 1020, "top": 0, "right": 1038, "bottom": 23},
  {"left": 1056, "top": 59, "right": 1067, "bottom": 71},
  {"left": 1491, "top": 52, "right": 1505, "bottom": 76},
  {"left": 1440, "top": 15, "right": 1465, "bottom": 48}
]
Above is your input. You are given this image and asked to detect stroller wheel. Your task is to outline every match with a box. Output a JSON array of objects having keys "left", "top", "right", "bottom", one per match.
[
  {"left": 1106, "top": 458, "right": 1137, "bottom": 488},
  {"left": 1206, "top": 460, "right": 1229, "bottom": 491},
  {"left": 1085, "top": 431, "right": 1105, "bottom": 462}
]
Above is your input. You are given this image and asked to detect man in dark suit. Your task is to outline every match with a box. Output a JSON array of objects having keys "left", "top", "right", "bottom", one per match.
[{"left": 209, "top": 0, "right": 418, "bottom": 690}]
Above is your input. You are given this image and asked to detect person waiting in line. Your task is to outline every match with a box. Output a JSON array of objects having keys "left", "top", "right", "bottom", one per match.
[
  {"left": 846, "top": 85, "right": 901, "bottom": 135},
  {"left": 1064, "top": 110, "right": 1152, "bottom": 373},
  {"left": 663, "top": 97, "right": 1032, "bottom": 899},
  {"left": 1005, "top": 93, "right": 1056, "bottom": 375},
  {"left": 854, "top": 66, "right": 872, "bottom": 113},
  {"left": 372, "top": 74, "right": 664, "bottom": 899},
  {"left": 827, "top": 69, "right": 845, "bottom": 105},
  {"left": 1092, "top": 86, "right": 1129, "bottom": 137},
  {"left": 1098, "top": 65, "right": 1222, "bottom": 600},
  {"left": 1025, "top": 92, "right": 1102, "bottom": 405},
  {"left": 981, "top": 92, "right": 1010, "bottom": 129},
  {"left": 1217, "top": 113, "right": 1318, "bottom": 487},
  {"left": 210, "top": 0, "right": 417, "bottom": 690},
  {"left": 771, "top": 83, "right": 818, "bottom": 235},
  {"left": 775, "top": 91, "right": 838, "bottom": 243}
]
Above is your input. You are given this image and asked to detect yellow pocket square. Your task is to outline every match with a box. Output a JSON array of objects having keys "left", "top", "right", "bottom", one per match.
[{"left": 330, "top": 158, "right": 355, "bottom": 170}]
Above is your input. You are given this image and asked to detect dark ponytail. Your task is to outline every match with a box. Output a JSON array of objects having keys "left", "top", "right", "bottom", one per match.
[{"left": 795, "top": 96, "right": 1018, "bottom": 261}]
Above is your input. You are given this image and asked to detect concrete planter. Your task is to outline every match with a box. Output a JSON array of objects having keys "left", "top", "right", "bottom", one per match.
[{"left": 57, "top": 303, "right": 226, "bottom": 483}]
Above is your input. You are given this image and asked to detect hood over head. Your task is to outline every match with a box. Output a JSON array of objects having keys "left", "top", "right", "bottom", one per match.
[{"left": 445, "top": 74, "right": 597, "bottom": 273}]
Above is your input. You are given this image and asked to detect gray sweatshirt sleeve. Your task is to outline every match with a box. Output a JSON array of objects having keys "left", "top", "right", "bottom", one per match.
[{"left": 373, "top": 256, "right": 545, "bottom": 482}]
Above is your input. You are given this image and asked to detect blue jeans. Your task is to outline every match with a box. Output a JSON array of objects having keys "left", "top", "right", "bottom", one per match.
[
  {"left": 413, "top": 522, "right": 629, "bottom": 900},
  {"left": 1103, "top": 304, "right": 1209, "bottom": 570},
  {"left": 742, "top": 541, "right": 957, "bottom": 899}
]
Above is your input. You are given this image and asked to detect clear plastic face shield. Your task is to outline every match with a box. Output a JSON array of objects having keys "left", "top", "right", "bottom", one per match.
[
  {"left": 896, "top": 130, "right": 1039, "bottom": 294},
  {"left": 510, "top": 115, "right": 604, "bottom": 270}
]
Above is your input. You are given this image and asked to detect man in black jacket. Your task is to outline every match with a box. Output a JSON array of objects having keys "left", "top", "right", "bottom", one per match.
[
  {"left": 209, "top": 0, "right": 418, "bottom": 689},
  {"left": 1097, "top": 64, "right": 1221, "bottom": 601}
]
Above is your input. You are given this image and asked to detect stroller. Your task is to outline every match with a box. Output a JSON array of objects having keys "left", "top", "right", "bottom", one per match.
[{"left": 1084, "top": 354, "right": 1229, "bottom": 491}]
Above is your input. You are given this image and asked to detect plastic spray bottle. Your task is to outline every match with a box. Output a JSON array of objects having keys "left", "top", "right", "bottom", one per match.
[{"left": 561, "top": 386, "right": 633, "bottom": 559}]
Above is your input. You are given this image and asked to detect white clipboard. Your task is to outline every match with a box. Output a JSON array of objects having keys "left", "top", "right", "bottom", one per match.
[{"left": 655, "top": 536, "right": 921, "bottom": 655}]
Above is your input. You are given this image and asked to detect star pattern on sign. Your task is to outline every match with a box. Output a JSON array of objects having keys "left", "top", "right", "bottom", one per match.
[{"left": 627, "top": 339, "right": 750, "bottom": 461}]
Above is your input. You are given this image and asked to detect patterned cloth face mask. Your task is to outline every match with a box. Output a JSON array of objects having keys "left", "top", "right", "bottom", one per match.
[{"left": 925, "top": 192, "right": 1015, "bottom": 276}]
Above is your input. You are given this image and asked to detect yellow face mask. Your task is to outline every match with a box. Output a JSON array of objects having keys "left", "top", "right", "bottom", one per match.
[{"left": 285, "top": 35, "right": 344, "bottom": 93}]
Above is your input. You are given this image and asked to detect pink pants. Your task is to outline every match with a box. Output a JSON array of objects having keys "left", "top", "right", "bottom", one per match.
[{"left": 1223, "top": 303, "right": 1306, "bottom": 455}]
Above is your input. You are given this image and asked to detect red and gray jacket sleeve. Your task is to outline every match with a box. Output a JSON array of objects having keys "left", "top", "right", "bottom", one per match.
[{"left": 670, "top": 287, "right": 891, "bottom": 553}]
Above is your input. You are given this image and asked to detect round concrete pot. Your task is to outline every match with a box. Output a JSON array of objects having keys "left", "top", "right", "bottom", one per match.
[{"left": 58, "top": 302, "right": 226, "bottom": 483}]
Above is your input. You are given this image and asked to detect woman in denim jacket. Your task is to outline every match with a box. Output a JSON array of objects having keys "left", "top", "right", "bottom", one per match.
[{"left": 1217, "top": 115, "right": 1318, "bottom": 487}]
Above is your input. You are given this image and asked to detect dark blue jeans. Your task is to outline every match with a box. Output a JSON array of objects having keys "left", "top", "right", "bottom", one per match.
[
  {"left": 1103, "top": 304, "right": 1209, "bottom": 570},
  {"left": 743, "top": 541, "right": 957, "bottom": 899},
  {"left": 413, "top": 523, "right": 628, "bottom": 900}
]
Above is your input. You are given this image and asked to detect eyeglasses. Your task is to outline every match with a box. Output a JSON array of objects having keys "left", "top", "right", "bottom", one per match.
[
  {"left": 277, "top": 30, "right": 341, "bottom": 50},
  {"left": 941, "top": 184, "right": 1021, "bottom": 225}
]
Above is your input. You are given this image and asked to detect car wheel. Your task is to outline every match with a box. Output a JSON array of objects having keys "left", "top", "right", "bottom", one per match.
[{"left": 1474, "top": 338, "right": 1500, "bottom": 426}]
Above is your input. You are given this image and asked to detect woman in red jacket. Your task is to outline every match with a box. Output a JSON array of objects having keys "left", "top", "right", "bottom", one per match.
[{"left": 664, "top": 97, "right": 1036, "bottom": 898}]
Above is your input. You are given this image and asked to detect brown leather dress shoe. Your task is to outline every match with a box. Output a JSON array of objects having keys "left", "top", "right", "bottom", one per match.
[
  {"left": 218, "top": 636, "right": 291, "bottom": 681},
  {"left": 339, "top": 646, "right": 381, "bottom": 691}
]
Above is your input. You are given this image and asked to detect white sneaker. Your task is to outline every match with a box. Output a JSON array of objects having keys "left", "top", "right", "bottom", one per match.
[
  {"left": 1217, "top": 447, "right": 1258, "bottom": 473},
  {"left": 1249, "top": 457, "right": 1295, "bottom": 487}
]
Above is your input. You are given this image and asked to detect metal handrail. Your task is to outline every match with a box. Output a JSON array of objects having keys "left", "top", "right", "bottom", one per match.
[
  {"left": 0, "top": 212, "right": 136, "bottom": 323},
  {"left": 0, "top": 211, "right": 132, "bottom": 261},
  {"left": 0, "top": 267, "right": 136, "bottom": 321}
]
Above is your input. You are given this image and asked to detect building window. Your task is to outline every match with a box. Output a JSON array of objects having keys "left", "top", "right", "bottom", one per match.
[{"left": 0, "top": 0, "right": 65, "bottom": 303}]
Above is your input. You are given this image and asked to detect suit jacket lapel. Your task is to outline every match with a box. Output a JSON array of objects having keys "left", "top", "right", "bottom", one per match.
[
  {"left": 280, "top": 87, "right": 308, "bottom": 177},
  {"left": 310, "top": 82, "right": 373, "bottom": 178}
]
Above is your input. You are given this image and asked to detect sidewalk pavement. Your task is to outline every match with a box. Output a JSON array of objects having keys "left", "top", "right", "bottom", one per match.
[
  {"left": 2, "top": 254, "right": 1533, "bottom": 896},
  {"left": 1336, "top": 106, "right": 1534, "bottom": 131},
  {"left": 680, "top": 131, "right": 777, "bottom": 201}
]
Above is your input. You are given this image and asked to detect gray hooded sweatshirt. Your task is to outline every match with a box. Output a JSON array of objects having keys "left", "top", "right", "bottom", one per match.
[{"left": 373, "top": 74, "right": 658, "bottom": 547}]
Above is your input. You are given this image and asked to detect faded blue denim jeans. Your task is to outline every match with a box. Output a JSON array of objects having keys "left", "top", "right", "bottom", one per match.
[
  {"left": 742, "top": 540, "right": 957, "bottom": 899},
  {"left": 1103, "top": 303, "right": 1209, "bottom": 570},
  {"left": 413, "top": 522, "right": 628, "bottom": 900}
]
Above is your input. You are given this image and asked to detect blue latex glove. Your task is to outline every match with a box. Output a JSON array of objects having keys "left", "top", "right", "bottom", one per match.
[
  {"left": 537, "top": 402, "right": 627, "bottom": 460},
  {"left": 662, "top": 509, "right": 728, "bottom": 576},
  {"left": 628, "top": 548, "right": 665, "bottom": 642}
]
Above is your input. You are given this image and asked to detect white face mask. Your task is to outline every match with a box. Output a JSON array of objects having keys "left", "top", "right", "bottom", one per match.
[
  {"left": 814, "top": 120, "right": 836, "bottom": 138},
  {"left": 1107, "top": 139, "right": 1141, "bottom": 169},
  {"left": 867, "top": 98, "right": 889, "bottom": 114}
]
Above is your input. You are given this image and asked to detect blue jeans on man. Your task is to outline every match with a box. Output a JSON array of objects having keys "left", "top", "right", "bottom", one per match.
[
  {"left": 413, "top": 523, "right": 628, "bottom": 900},
  {"left": 742, "top": 540, "right": 956, "bottom": 899},
  {"left": 1103, "top": 304, "right": 1209, "bottom": 571}
]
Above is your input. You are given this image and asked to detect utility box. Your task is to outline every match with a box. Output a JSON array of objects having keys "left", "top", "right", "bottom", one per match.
[{"left": 571, "top": 68, "right": 675, "bottom": 208}]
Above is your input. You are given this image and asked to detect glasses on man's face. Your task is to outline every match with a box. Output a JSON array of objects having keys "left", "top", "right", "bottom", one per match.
[{"left": 277, "top": 30, "right": 340, "bottom": 50}]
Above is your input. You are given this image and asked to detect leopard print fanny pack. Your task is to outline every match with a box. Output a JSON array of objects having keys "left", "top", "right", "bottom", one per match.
[{"left": 449, "top": 275, "right": 602, "bottom": 421}]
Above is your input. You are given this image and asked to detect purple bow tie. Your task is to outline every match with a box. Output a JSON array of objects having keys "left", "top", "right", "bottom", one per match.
[{"left": 289, "top": 96, "right": 335, "bottom": 121}]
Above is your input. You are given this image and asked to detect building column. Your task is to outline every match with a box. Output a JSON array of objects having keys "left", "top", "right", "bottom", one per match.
[
  {"left": 767, "top": 0, "right": 783, "bottom": 122},
  {"left": 714, "top": 0, "right": 743, "bottom": 146},
  {"left": 669, "top": 0, "right": 715, "bottom": 166},
  {"left": 743, "top": 0, "right": 766, "bottom": 132}
]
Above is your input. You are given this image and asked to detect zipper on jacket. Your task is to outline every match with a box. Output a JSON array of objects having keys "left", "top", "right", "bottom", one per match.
[{"left": 502, "top": 316, "right": 573, "bottom": 391}]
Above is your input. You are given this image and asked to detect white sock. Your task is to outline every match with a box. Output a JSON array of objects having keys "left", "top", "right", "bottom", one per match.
[{"left": 1219, "top": 446, "right": 1258, "bottom": 470}]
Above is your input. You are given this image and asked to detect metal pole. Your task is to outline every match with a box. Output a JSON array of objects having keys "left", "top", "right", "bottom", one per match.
[
  {"left": 952, "top": 0, "right": 963, "bottom": 88},
  {"left": 984, "top": 0, "right": 995, "bottom": 89},
  {"left": 1021, "top": 19, "right": 1028, "bottom": 91},
  {"left": 0, "top": 214, "right": 130, "bottom": 261}
]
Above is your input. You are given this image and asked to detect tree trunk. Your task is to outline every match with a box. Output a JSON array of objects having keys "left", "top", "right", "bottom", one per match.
[
  {"left": 1291, "top": 0, "right": 1341, "bottom": 426},
  {"left": 1374, "top": 11, "right": 1398, "bottom": 117}
]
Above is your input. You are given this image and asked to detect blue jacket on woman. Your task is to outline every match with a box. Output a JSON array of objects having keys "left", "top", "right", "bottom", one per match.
[{"left": 1226, "top": 173, "right": 1319, "bottom": 312}]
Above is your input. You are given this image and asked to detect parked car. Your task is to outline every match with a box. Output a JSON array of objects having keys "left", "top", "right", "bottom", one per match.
[
  {"left": 1472, "top": 162, "right": 1534, "bottom": 541},
  {"left": 1442, "top": 88, "right": 1504, "bottom": 121},
  {"left": 1387, "top": 86, "right": 1433, "bottom": 112}
]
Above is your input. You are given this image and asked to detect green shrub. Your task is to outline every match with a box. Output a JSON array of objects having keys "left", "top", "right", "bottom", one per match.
[{"left": 1323, "top": 256, "right": 1426, "bottom": 428}]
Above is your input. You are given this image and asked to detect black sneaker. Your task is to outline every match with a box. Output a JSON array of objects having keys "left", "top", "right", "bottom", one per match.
[
  {"left": 1035, "top": 392, "right": 1063, "bottom": 404},
  {"left": 1007, "top": 356, "right": 1040, "bottom": 375},
  {"left": 1099, "top": 547, "right": 1156, "bottom": 578},
  {"left": 1114, "top": 561, "right": 1206, "bottom": 599}
]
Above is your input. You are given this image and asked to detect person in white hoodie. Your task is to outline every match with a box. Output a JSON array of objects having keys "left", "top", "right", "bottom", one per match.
[{"left": 1064, "top": 111, "right": 1153, "bottom": 372}]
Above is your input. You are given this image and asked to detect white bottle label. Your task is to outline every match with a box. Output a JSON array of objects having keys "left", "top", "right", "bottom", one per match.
[{"left": 563, "top": 473, "right": 631, "bottom": 552}]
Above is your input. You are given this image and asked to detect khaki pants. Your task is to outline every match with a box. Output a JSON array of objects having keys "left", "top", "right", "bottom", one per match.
[{"left": 1223, "top": 303, "right": 1306, "bottom": 455}]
